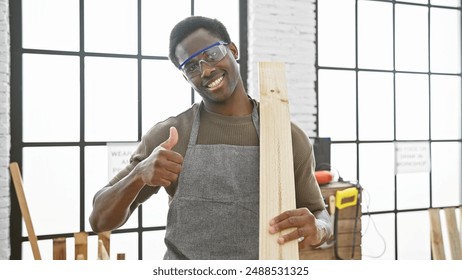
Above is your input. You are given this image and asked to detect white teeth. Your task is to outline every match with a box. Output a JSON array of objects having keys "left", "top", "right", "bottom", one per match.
[{"left": 207, "top": 75, "right": 224, "bottom": 88}]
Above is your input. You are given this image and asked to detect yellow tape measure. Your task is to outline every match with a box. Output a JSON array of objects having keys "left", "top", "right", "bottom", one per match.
[{"left": 335, "top": 187, "right": 358, "bottom": 210}]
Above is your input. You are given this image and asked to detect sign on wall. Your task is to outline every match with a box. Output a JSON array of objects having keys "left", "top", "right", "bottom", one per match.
[
  {"left": 107, "top": 142, "right": 139, "bottom": 180},
  {"left": 394, "top": 141, "right": 431, "bottom": 174}
]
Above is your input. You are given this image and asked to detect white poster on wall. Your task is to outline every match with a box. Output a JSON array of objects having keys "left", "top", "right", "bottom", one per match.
[
  {"left": 394, "top": 141, "right": 431, "bottom": 174},
  {"left": 107, "top": 142, "right": 139, "bottom": 180}
]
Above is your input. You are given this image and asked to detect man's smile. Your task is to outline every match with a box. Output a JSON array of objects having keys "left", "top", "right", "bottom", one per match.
[{"left": 205, "top": 74, "right": 225, "bottom": 89}]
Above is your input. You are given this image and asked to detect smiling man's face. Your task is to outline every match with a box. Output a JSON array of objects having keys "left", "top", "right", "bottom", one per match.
[{"left": 175, "top": 28, "right": 241, "bottom": 105}]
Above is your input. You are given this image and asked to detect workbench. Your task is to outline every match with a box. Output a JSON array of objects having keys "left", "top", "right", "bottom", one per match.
[{"left": 299, "top": 181, "right": 362, "bottom": 260}]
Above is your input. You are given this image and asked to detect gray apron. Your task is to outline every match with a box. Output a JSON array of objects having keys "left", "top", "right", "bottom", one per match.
[{"left": 164, "top": 100, "right": 260, "bottom": 260}]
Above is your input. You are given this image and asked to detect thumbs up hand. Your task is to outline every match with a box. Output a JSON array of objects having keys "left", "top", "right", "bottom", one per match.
[
  {"left": 137, "top": 127, "right": 184, "bottom": 188},
  {"left": 160, "top": 126, "right": 179, "bottom": 151}
]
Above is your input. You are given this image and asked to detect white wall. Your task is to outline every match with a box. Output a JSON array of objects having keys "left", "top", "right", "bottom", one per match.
[
  {"left": 247, "top": 0, "right": 317, "bottom": 137},
  {"left": 0, "top": 0, "right": 10, "bottom": 260}
]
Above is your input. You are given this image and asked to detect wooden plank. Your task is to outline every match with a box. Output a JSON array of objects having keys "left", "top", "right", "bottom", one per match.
[
  {"left": 74, "top": 232, "right": 88, "bottom": 260},
  {"left": 53, "top": 237, "right": 66, "bottom": 260},
  {"left": 444, "top": 208, "right": 462, "bottom": 260},
  {"left": 97, "top": 240, "right": 110, "bottom": 260},
  {"left": 336, "top": 219, "right": 362, "bottom": 233},
  {"left": 459, "top": 207, "right": 462, "bottom": 250},
  {"left": 337, "top": 205, "right": 362, "bottom": 220},
  {"left": 98, "top": 231, "right": 111, "bottom": 258},
  {"left": 117, "top": 253, "right": 126, "bottom": 260},
  {"left": 9, "top": 162, "right": 42, "bottom": 260},
  {"left": 300, "top": 245, "right": 361, "bottom": 260},
  {"left": 258, "top": 61, "right": 298, "bottom": 260},
  {"left": 429, "top": 208, "right": 445, "bottom": 260}
]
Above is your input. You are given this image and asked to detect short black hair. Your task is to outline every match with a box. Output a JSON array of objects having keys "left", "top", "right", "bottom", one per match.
[{"left": 168, "top": 16, "right": 232, "bottom": 68}]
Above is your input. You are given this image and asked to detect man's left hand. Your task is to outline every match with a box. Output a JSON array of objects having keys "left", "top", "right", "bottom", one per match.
[{"left": 268, "top": 208, "right": 320, "bottom": 249}]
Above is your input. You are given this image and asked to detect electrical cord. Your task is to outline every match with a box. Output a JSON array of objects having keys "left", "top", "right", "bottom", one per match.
[{"left": 360, "top": 187, "right": 387, "bottom": 258}]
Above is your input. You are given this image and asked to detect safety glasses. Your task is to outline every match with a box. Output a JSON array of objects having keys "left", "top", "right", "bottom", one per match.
[{"left": 178, "top": 41, "right": 228, "bottom": 79}]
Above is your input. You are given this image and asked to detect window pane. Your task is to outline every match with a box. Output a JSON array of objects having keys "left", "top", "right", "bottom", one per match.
[
  {"left": 361, "top": 213, "right": 395, "bottom": 260},
  {"left": 318, "top": 70, "right": 356, "bottom": 140},
  {"left": 431, "top": 0, "right": 461, "bottom": 7},
  {"left": 430, "top": 8, "right": 461, "bottom": 73},
  {"left": 23, "top": 54, "right": 80, "bottom": 142},
  {"left": 110, "top": 233, "right": 138, "bottom": 260},
  {"left": 431, "top": 142, "right": 461, "bottom": 207},
  {"left": 22, "top": 0, "right": 79, "bottom": 51},
  {"left": 359, "top": 143, "right": 395, "bottom": 212},
  {"left": 395, "top": 4, "right": 429, "bottom": 72},
  {"left": 142, "top": 60, "right": 191, "bottom": 135},
  {"left": 431, "top": 75, "right": 461, "bottom": 140},
  {"left": 402, "top": 0, "right": 429, "bottom": 3},
  {"left": 358, "top": 1, "right": 393, "bottom": 70},
  {"left": 358, "top": 71, "right": 394, "bottom": 141},
  {"left": 194, "top": 0, "right": 240, "bottom": 49},
  {"left": 22, "top": 147, "right": 80, "bottom": 236},
  {"left": 395, "top": 73, "right": 429, "bottom": 140},
  {"left": 22, "top": 240, "right": 51, "bottom": 260},
  {"left": 397, "top": 211, "right": 431, "bottom": 259},
  {"left": 318, "top": 0, "right": 355, "bottom": 68},
  {"left": 331, "top": 143, "right": 357, "bottom": 182},
  {"left": 84, "top": 146, "right": 138, "bottom": 230},
  {"left": 84, "top": 0, "right": 137, "bottom": 54},
  {"left": 141, "top": 0, "right": 190, "bottom": 56},
  {"left": 397, "top": 173, "right": 430, "bottom": 210},
  {"left": 142, "top": 189, "right": 169, "bottom": 228},
  {"left": 85, "top": 57, "right": 138, "bottom": 142},
  {"left": 143, "top": 230, "right": 167, "bottom": 260}
]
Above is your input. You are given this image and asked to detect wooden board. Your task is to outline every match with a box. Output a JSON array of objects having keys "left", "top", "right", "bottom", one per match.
[
  {"left": 444, "top": 208, "right": 462, "bottom": 260},
  {"left": 258, "top": 61, "right": 298, "bottom": 260},
  {"left": 53, "top": 237, "right": 66, "bottom": 260},
  {"left": 9, "top": 162, "right": 42, "bottom": 260},
  {"left": 300, "top": 245, "right": 361, "bottom": 260},
  {"left": 460, "top": 207, "right": 462, "bottom": 250},
  {"left": 98, "top": 231, "right": 111, "bottom": 259},
  {"left": 429, "top": 208, "right": 445, "bottom": 260},
  {"left": 74, "top": 232, "right": 88, "bottom": 260}
]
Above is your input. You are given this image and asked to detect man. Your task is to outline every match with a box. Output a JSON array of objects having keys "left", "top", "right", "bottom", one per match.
[{"left": 89, "top": 16, "right": 332, "bottom": 260}]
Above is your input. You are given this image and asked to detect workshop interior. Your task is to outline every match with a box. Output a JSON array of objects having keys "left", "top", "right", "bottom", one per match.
[{"left": 1, "top": 0, "right": 461, "bottom": 260}]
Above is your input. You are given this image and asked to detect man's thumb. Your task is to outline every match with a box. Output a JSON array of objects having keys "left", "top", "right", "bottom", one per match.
[{"left": 160, "top": 127, "right": 178, "bottom": 150}]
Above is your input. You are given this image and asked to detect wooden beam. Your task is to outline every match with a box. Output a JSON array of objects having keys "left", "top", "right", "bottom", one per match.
[
  {"left": 459, "top": 207, "right": 462, "bottom": 250},
  {"left": 258, "top": 61, "right": 298, "bottom": 260},
  {"left": 98, "top": 231, "right": 111, "bottom": 259},
  {"left": 444, "top": 208, "right": 462, "bottom": 260},
  {"left": 74, "top": 232, "right": 88, "bottom": 260},
  {"left": 9, "top": 162, "right": 42, "bottom": 260},
  {"left": 97, "top": 240, "right": 110, "bottom": 260},
  {"left": 429, "top": 208, "right": 445, "bottom": 260},
  {"left": 53, "top": 237, "right": 66, "bottom": 260}
]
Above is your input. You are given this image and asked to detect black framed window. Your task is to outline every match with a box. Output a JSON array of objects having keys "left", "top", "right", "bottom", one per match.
[
  {"left": 317, "top": 0, "right": 461, "bottom": 259},
  {"left": 10, "top": 0, "right": 247, "bottom": 260}
]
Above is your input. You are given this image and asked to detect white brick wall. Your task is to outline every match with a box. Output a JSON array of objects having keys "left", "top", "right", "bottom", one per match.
[
  {"left": 247, "top": 0, "right": 317, "bottom": 137},
  {"left": 0, "top": 0, "right": 9, "bottom": 260}
]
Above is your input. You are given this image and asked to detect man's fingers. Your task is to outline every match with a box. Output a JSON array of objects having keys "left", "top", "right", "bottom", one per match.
[
  {"left": 157, "top": 148, "right": 184, "bottom": 165},
  {"left": 276, "top": 228, "right": 304, "bottom": 245},
  {"left": 270, "top": 208, "right": 311, "bottom": 225},
  {"left": 269, "top": 215, "right": 306, "bottom": 234}
]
